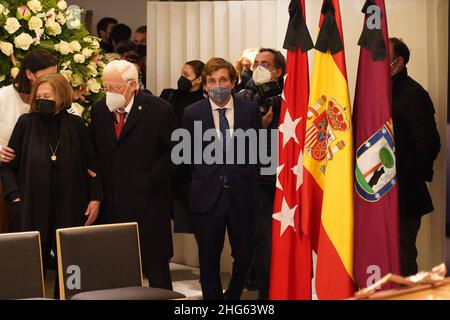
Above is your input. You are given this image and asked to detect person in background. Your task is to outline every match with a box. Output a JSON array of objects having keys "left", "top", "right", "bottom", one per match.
[
  {"left": 134, "top": 25, "right": 147, "bottom": 59},
  {"left": 160, "top": 60, "right": 205, "bottom": 125},
  {"left": 97, "top": 17, "right": 118, "bottom": 53},
  {"left": 0, "top": 49, "right": 57, "bottom": 233},
  {"left": 115, "top": 40, "right": 148, "bottom": 91},
  {"left": 235, "top": 48, "right": 259, "bottom": 93},
  {"left": 0, "top": 73, "right": 102, "bottom": 297},
  {"left": 90, "top": 60, "right": 177, "bottom": 290},
  {"left": 160, "top": 60, "right": 205, "bottom": 236},
  {"left": 134, "top": 26, "right": 147, "bottom": 45},
  {"left": 110, "top": 23, "right": 132, "bottom": 51},
  {"left": 389, "top": 37, "right": 441, "bottom": 276},
  {"left": 236, "top": 47, "right": 286, "bottom": 300}
]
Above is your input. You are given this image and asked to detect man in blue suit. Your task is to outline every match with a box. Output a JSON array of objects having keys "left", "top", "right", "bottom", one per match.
[{"left": 182, "top": 57, "right": 261, "bottom": 300}]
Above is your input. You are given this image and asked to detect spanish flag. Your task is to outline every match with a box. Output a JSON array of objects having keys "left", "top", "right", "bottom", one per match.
[{"left": 302, "top": 0, "right": 355, "bottom": 299}]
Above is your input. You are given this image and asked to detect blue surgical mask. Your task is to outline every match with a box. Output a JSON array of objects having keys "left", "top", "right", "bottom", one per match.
[{"left": 208, "top": 87, "right": 231, "bottom": 105}]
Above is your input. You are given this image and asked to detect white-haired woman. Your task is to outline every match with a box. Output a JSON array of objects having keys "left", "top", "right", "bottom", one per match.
[{"left": 90, "top": 60, "right": 177, "bottom": 290}]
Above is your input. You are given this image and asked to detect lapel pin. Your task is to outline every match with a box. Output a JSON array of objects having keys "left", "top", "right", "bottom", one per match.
[{"left": 138, "top": 106, "right": 143, "bottom": 111}]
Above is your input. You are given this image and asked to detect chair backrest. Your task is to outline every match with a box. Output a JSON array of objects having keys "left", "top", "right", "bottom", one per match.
[
  {"left": 56, "top": 223, "right": 144, "bottom": 300},
  {"left": 0, "top": 231, "right": 45, "bottom": 299}
]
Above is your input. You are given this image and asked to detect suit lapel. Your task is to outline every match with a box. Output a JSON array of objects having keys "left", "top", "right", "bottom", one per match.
[
  {"left": 202, "top": 99, "right": 216, "bottom": 133},
  {"left": 119, "top": 93, "right": 147, "bottom": 141}
]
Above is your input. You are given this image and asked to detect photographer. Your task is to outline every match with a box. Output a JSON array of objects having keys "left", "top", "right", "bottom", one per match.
[{"left": 236, "top": 48, "right": 286, "bottom": 300}]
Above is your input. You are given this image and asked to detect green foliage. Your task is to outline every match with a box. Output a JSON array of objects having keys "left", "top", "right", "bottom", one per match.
[{"left": 0, "top": 0, "right": 107, "bottom": 122}]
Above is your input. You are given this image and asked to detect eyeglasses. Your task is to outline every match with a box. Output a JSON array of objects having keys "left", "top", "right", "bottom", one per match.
[
  {"left": 103, "top": 81, "right": 131, "bottom": 93},
  {"left": 253, "top": 62, "right": 273, "bottom": 69}
]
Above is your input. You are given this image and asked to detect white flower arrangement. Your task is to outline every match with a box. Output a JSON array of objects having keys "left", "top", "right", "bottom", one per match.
[{"left": 0, "top": 0, "right": 108, "bottom": 121}]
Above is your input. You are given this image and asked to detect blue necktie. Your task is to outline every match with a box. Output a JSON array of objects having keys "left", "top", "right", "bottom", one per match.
[{"left": 218, "top": 108, "right": 230, "bottom": 153}]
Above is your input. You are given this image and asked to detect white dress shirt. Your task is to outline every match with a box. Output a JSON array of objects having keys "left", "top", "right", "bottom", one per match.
[
  {"left": 0, "top": 85, "right": 30, "bottom": 147},
  {"left": 209, "top": 97, "right": 234, "bottom": 138},
  {"left": 113, "top": 95, "right": 134, "bottom": 123}
]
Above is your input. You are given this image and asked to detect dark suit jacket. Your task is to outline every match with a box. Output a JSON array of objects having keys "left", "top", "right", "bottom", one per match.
[
  {"left": 90, "top": 92, "right": 177, "bottom": 262},
  {"left": 392, "top": 68, "right": 441, "bottom": 219},
  {"left": 182, "top": 96, "right": 261, "bottom": 214}
]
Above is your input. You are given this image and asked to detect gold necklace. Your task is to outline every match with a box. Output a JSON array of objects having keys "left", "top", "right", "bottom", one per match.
[{"left": 49, "top": 139, "right": 60, "bottom": 161}]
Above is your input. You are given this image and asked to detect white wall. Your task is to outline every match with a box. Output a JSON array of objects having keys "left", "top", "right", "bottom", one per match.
[
  {"left": 148, "top": 0, "right": 448, "bottom": 275},
  {"left": 68, "top": 0, "right": 147, "bottom": 37}
]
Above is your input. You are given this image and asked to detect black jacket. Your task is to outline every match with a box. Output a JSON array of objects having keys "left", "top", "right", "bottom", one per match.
[
  {"left": 90, "top": 92, "right": 177, "bottom": 262},
  {"left": 160, "top": 88, "right": 205, "bottom": 126},
  {"left": 182, "top": 96, "right": 261, "bottom": 214},
  {"left": 0, "top": 111, "right": 102, "bottom": 253},
  {"left": 392, "top": 68, "right": 440, "bottom": 219}
]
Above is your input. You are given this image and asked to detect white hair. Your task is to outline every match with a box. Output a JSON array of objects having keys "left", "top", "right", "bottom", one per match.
[{"left": 103, "top": 60, "right": 139, "bottom": 83}]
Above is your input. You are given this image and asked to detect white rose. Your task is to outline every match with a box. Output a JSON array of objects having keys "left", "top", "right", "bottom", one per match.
[
  {"left": 71, "top": 74, "right": 83, "bottom": 87},
  {"left": 0, "top": 4, "right": 5, "bottom": 15},
  {"left": 83, "top": 36, "right": 93, "bottom": 43},
  {"left": 59, "top": 69, "right": 73, "bottom": 82},
  {"left": 11, "top": 67, "right": 20, "bottom": 79},
  {"left": 87, "top": 79, "right": 101, "bottom": 94},
  {"left": 55, "top": 40, "right": 72, "bottom": 55},
  {"left": 91, "top": 40, "right": 100, "bottom": 50},
  {"left": 73, "top": 54, "right": 85, "bottom": 64},
  {"left": 56, "top": 13, "right": 66, "bottom": 25},
  {"left": 46, "top": 19, "right": 62, "bottom": 36},
  {"left": 86, "top": 64, "right": 98, "bottom": 77},
  {"left": 70, "top": 40, "right": 81, "bottom": 52},
  {"left": 14, "top": 32, "right": 34, "bottom": 50},
  {"left": 68, "top": 18, "right": 80, "bottom": 30},
  {"left": 61, "top": 61, "right": 71, "bottom": 70},
  {"left": 5, "top": 18, "right": 21, "bottom": 34},
  {"left": 81, "top": 47, "right": 93, "bottom": 58},
  {"left": 28, "top": 16, "right": 43, "bottom": 31},
  {"left": 0, "top": 74, "right": 5, "bottom": 83},
  {"left": 27, "top": 0, "right": 42, "bottom": 13},
  {"left": 46, "top": 8, "right": 56, "bottom": 20},
  {"left": 57, "top": 1, "right": 68, "bottom": 11},
  {"left": 67, "top": 102, "right": 84, "bottom": 118},
  {"left": 0, "top": 41, "right": 14, "bottom": 56}
]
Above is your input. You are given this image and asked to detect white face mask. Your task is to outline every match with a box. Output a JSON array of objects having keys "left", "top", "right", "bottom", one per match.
[
  {"left": 106, "top": 83, "right": 130, "bottom": 112},
  {"left": 252, "top": 66, "right": 274, "bottom": 86}
]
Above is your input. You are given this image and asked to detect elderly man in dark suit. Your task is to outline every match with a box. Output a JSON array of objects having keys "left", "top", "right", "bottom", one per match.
[
  {"left": 90, "top": 60, "right": 177, "bottom": 290},
  {"left": 389, "top": 38, "right": 441, "bottom": 276},
  {"left": 182, "top": 57, "right": 261, "bottom": 300}
]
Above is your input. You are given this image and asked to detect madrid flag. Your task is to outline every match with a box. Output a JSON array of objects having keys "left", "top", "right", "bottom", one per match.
[
  {"left": 269, "top": 0, "right": 314, "bottom": 300},
  {"left": 302, "top": 0, "right": 355, "bottom": 299},
  {"left": 353, "top": 0, "right": 400, "bottom": 289}
]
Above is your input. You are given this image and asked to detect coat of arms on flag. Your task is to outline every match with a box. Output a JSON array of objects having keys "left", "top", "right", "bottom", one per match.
[
  {"left": 355, "top": 122, "right": 397, "bottom": 202},
  {"left": 305, "top": 95, "right": 351, "bottom": 168}
]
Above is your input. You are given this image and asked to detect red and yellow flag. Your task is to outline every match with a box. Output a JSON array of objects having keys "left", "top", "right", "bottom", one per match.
[{"left": 302, "top": 0, "right": 355, "bottom": 299}]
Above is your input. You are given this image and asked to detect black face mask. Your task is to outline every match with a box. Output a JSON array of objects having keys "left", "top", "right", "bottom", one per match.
[
  {"left": 36, "top": 99, "right": 56, "bottom": 115},
  {"left": 240, "top": 68, "right": 253, "bottom": 85},
  {"left": 177, "top": 76, "right": 193, "bottom": 92},
  {"left": 136, "top": 44, "right": 147, "bottom": 58}
]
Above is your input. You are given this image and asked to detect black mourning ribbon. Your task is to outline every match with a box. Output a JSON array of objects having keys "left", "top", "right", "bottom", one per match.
[
  {"left": 315, "top": 0, "right": 343, "bottom": 54},
  {"left": 357, "top": 0, "right": 387, "bottom": 61},
  {"left": 283, "top": 0, "right": 314, "bottom": 52}
]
